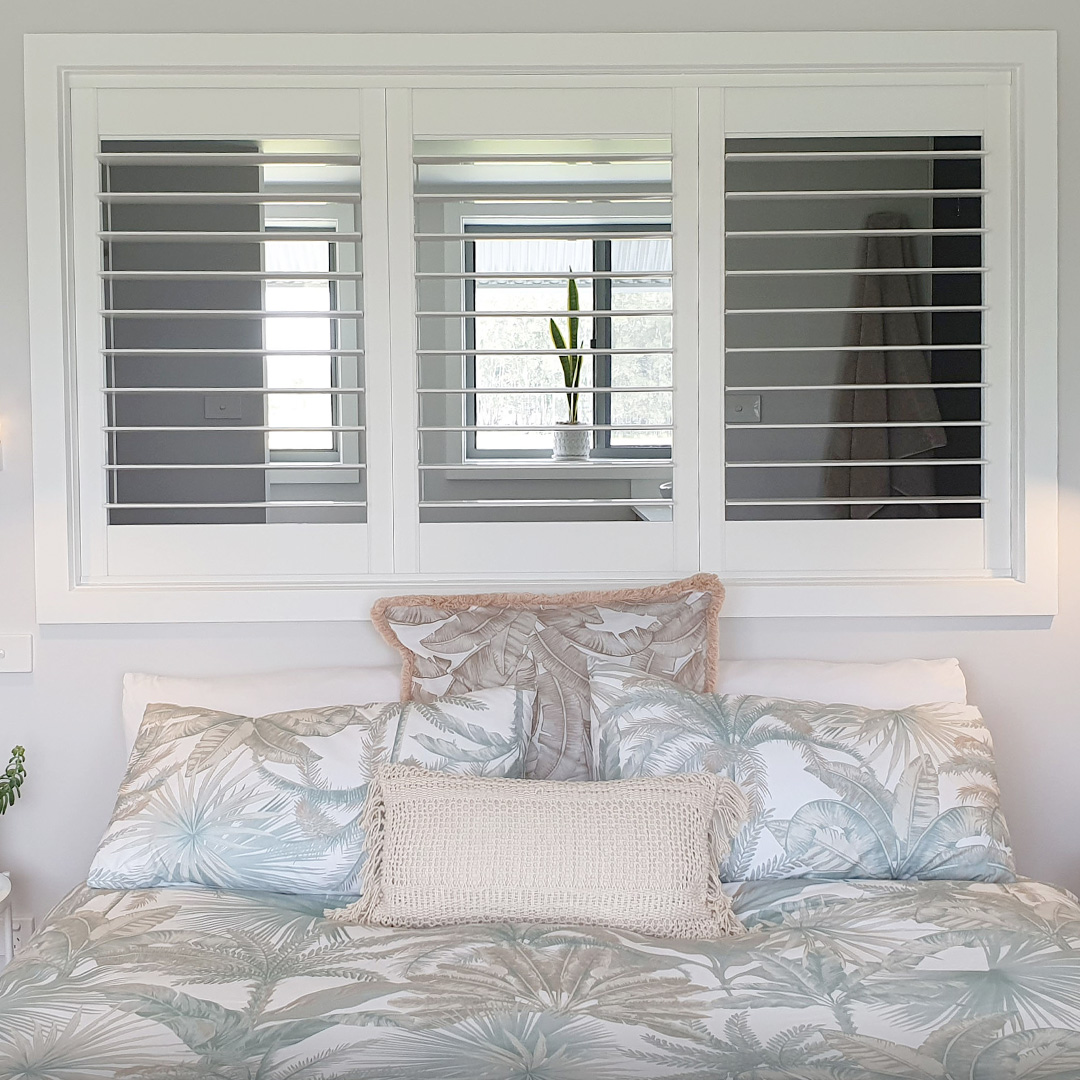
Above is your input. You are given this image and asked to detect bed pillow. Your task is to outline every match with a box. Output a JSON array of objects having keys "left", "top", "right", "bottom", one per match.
[
  {"left": 591, "top": 664, "right": 1014, "bottom": 883},
  {"left": 715, "top": 657, "right": 967, "bottom": 709},
  {"left": 712, "top": 652, "right": 967, "bottom": 712},
  {"left": 372, "top": 574, "right": 724, "bottom": 782},
  {"left": 121, "top": 666, "right": 403, "bottom": 752},
  {"left": 327, "top": 764, "right": 749, "bottom": 938},
  {"left": 89, "top": 688, "right": 535, "bottom": 894}
]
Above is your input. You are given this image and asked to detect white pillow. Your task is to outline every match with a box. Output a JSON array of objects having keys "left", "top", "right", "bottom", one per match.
[
  {"left": 713, "top": 657, "right": 966, "bottom": 709},
  {"left": 122, "top": 666, "right": 403, "bottom": 751}
]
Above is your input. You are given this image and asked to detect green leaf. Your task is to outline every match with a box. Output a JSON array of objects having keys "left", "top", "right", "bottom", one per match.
[
  {"left": 549, "top": 318, "right": 568, "bottom": 355},
  {"left": 568, "top": 275, "right": 580, "bottom": 350},
  {"left": 559, "top": 353, "right": 575, "bottom": 387},
  {"left": 0, "top": 745, "right": 26, "bottom": 816}
]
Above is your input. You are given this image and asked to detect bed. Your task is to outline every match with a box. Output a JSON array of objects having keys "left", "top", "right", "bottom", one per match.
[
  {"left": 3, "top": 619, "right": 1075, "bottom": 1079},
  {"left": 2, "top": 875, "right": 1079, "bottom": 1078}
]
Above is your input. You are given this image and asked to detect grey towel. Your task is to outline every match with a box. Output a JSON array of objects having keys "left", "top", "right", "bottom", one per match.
[{"left": 825, "top": 211, "right": 947, "bottom": 519}]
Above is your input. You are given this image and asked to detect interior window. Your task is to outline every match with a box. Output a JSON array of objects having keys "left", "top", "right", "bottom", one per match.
[{"left": 413, "top": 136, "right": 674, "bottom": 523}]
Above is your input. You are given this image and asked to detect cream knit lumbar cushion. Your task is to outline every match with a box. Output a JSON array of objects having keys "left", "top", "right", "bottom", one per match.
[{"left": 326, "top": 765, "right": 749, "bottom": 938}]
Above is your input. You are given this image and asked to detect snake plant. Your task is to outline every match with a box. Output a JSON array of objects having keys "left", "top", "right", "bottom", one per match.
[
  {"left": 0, "top": 746, "right": 26, "bottom": 816},
  {"left": 548, "top": 275, "right": 584, "bottom": 424}
]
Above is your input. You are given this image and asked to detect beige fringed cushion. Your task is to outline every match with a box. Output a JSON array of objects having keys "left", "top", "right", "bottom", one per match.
[
  {"left": 326, "top": 765, "right": 749, "bottom": 938},
  {"left": 371, "top": 574, "right": 725, "bottom": 782}
]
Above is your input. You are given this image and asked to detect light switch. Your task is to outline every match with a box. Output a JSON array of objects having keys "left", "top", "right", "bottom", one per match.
[
  {"left": 725, "top": 393, "right": 762, "bottom": 424},
  {"left": 204, "top": 393, "right": 243, "bottom": 420},
  {"left": 0, "top": 636, "right": 33, "bottom": 673}
]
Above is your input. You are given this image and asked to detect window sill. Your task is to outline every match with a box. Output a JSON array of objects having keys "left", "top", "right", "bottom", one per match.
[{"left": 442, "top": 461, "right": 671, "bottom": 482}]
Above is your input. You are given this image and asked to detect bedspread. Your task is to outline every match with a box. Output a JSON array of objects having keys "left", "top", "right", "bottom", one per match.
[{"left": 1, "top": 877, "right": 1079, "bottom": 1078}]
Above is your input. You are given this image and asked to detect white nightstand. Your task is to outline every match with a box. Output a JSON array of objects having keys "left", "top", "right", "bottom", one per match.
[{"left": 0, "top": 873, "right": 11, "bottom": 968}]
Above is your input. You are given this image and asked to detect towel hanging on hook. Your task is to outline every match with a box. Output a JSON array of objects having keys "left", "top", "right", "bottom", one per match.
[{"left": 825, "top": 211, "right": 947, "bottom": 518}]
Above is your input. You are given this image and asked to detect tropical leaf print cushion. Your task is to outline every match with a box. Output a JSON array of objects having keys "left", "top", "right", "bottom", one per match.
[
  {"left": 372, "top": 574, "right": 724, "bottom": 782},
  {"left": 88, "top": 688, "right": 535, "bottom": 893},
  {"left": 590, "top": 663, "right": 1015, "bottom": 882}
]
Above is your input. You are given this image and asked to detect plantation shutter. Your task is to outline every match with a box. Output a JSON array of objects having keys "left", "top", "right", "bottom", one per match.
[
  {"left": 70, "top": 88, "right": 381, "bottom": 583},
  {"left": 391, "top": 87, "right": 700, "bottom": 577},
  {"left": 27, "top": 36, "right": 1055, "bottom": 621},
  {"left": 699, "top": 83, "right": 1014, "bottom": 583}
]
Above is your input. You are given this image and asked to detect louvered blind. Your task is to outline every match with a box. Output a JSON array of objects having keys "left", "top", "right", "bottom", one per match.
[
  {"left": 99, "top": 140, "right": 366, "bottom": 525},
  {"left": 724, "top": 136, "right": 985, "bottom": 521},
  {"left": 412, "top": 138, "right": 674, "bottom": 524}
]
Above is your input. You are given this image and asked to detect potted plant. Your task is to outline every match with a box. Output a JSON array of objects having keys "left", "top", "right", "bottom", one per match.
[
  {"left": 0, "top": 747, "right": 25, "bottom": 818},
  {"left": 548, "top": 276, "right": 591, "bottom": 461}
]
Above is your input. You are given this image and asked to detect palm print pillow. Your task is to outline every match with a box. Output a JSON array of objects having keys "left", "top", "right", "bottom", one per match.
[
  {"left": 590, "top": 664, "right": 1015, "bottom": 883},
  {"left": 372, "top": 574, "right": 724, "bottom": 782},
  {"left": 88, "top": 688, "right": 535, "bottom": 894}
]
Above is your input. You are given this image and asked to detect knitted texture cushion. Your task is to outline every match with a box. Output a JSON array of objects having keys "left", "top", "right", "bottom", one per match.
[
  {"left": 326, "top": 765, "right": 749, "bottom": 938},
  {"left": 371, "top": 574, "right": 724, "bottom": 782}
]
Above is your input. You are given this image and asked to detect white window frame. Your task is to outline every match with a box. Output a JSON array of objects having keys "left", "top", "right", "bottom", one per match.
[{"left": 24, "top": 31, "right": 1057, "bottom": 622}]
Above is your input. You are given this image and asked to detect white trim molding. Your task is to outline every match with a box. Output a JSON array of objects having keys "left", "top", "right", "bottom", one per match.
[{"left": 24, "top": 31, "right": 1058, "bottom": 622}]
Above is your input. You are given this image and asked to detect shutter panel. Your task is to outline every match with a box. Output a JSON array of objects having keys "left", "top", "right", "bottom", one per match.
[
  {"left": 65, "top": 88, "right": 377, "bottom": 586},
  {"left": 402, "top": 89, "right": 689, "bottom": 577},
  {"left": 705, "top": 84, "right": 1007, "bottom": 580},
  {"left": 25, "top": 39, "right": 1054, "bottom": 622}
]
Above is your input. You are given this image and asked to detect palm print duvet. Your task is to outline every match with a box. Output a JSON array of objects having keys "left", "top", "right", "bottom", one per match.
[{"left": 2, "top": 877, "right": 1080, "bottom": 1079}]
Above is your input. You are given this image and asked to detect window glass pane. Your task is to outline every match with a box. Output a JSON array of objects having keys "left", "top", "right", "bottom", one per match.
[
  {"left": 610, "top": 238, "right": 673, "bottom": 446},
  {"left": 265, "top": 235, "right": 334, "bottom": 451},
  {"left": 473, "top": 238, "right": 594, "bottom": 451}
]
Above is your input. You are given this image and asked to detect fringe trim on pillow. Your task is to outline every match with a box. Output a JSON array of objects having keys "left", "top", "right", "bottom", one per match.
[
  {"left": 707, "top": 776, "right": 751, "bottom": 937},
  {"left": 324, "top": 770, "right": 388, "bottom": 923},
  {"left": 712, "top": 777, "right": 750, "bottom": 864}
]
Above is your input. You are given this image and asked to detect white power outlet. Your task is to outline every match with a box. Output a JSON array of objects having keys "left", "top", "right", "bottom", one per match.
[{"left": 10, "top": 916, "right": 36, "bottom": 953}]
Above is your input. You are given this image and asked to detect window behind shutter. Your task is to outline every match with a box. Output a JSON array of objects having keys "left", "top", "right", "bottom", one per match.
[
  {"left": 723, "top": 135, "right": 986, "bottom": 522},
  {"left": 99, "top": 140, "right": 366, "bottom": 526},
  {"left": 413, "top": 140, "right": 673, "bottom": 513}
]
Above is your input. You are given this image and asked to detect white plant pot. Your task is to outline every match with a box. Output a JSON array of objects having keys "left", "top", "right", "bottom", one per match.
[{"left": 552, "top": 422, "right": 592, "bottom": 461}]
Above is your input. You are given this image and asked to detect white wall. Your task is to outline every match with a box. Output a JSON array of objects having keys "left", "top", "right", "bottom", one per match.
[{"left": 1, "top": 0, "right": 1078, "bottom": 922}]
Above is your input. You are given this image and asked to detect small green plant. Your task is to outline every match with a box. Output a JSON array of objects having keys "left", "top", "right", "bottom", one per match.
[
  {"left": 0, "top": 747, "right": 26, "bottom": 815},
  {"left": 548, "top": 274, "right": 584, "bottom": 424}
]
